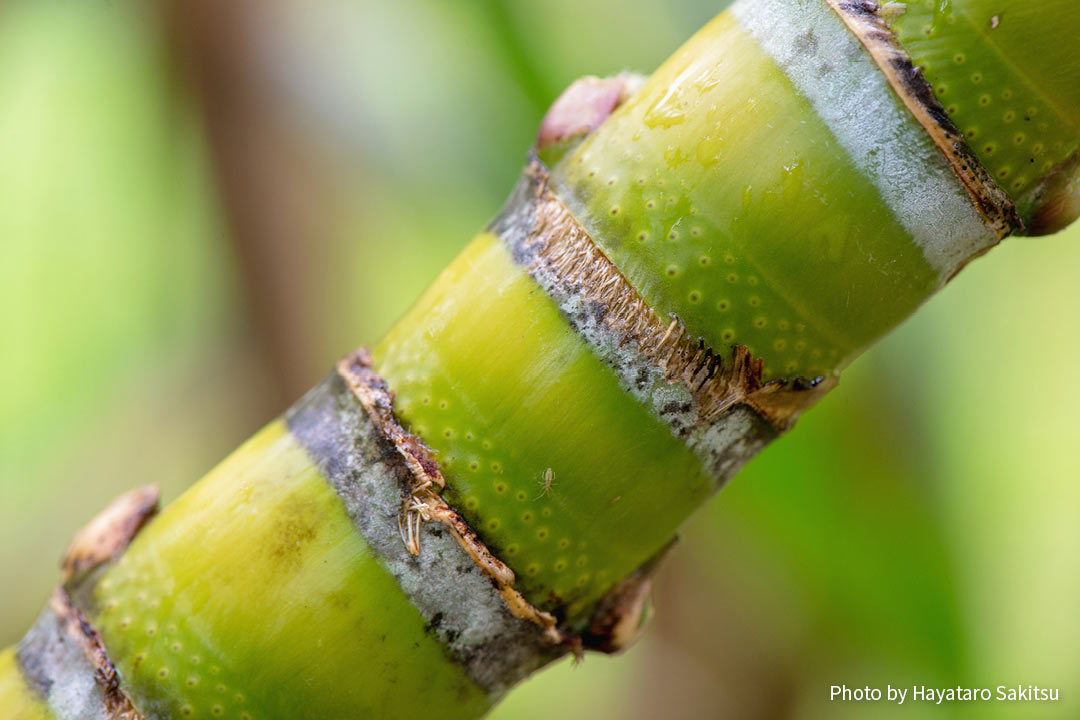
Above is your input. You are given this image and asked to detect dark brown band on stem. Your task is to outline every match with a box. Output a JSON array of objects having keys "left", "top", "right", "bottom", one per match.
[{"left": 828, "top": 0, "right": 1022, "bottom": 237}]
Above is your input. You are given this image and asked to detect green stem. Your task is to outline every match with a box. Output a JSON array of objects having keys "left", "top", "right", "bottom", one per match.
[{"left": 5, "top": 1, "right": 1079, "bottom": 718}]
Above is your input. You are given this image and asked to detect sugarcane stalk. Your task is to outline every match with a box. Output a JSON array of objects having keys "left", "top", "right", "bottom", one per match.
[{"left": 4, "top": 0, "right": 1079, "bottom": 718}]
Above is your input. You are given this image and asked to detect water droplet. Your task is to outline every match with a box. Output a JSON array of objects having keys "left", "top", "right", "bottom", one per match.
[
  {"left": 696, "top": 134, "right": 725, "bottom": 167},
  {"left": 645, "top": 87, "right": 687, "bottom": 129},
  {"left": 664, "top": 145, "right": 688, "bottom": 167}
]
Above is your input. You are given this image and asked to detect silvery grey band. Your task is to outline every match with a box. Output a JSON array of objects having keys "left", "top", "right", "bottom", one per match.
[
  {"left": 732, "top": 0, "right": 999, "bottom": 276},
  {"left": 285, "top": 373, "right": 562, "bottom": 698}
]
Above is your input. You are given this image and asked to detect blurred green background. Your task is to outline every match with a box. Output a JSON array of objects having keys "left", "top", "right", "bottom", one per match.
[{"left": 1, "top": 1, "right": 1078, "bottom": 718}]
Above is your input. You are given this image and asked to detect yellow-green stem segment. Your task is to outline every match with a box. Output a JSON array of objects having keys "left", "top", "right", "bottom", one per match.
[
  {"left": 0, "top": 647, "right": 52, "bottom": 720},
  {"left": 87, "top": 421, "right": 491, "bottom": 719},
  {"left": 373, "top": 233, "right": 714, "bottom": 623}
]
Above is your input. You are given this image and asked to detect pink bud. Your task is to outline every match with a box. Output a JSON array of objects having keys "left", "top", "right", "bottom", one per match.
[{"left": 537, "top": 73, "right": 645, "bottom": 148}]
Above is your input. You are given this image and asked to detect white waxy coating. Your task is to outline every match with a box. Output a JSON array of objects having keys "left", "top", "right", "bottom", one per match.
[
  {"left": 731, "top": 0, "right": 997, "bottom": 277},
  {"left": 18, "top": 607, "right": 110, "bottom": 720}
]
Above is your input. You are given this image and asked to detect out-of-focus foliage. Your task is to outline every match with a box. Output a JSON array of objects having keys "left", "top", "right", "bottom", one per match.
[{"left": 1, "top": 1, "right": 1077, "bottom": 718}]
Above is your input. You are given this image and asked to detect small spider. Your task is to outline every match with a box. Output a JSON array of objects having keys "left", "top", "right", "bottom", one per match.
[{"left": 534, "top": 468, "right": 555, "bottom": 500}]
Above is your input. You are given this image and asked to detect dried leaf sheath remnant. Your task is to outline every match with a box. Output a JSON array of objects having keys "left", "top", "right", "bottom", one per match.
[
  {"left": 499, "top": 160, "right": 835, "bottom": 441},
  {"left": 336, "top": 350, "right": 567, "bottom": 646},
  {"left": 19, "top": 488, "right": 159, "bottom": 720},
  {"left": 63, "top": 485, "right": 159, "bottom": 584},
  {"left": 580, "top": 540, "right": 674, "bottom": 654},
  {"left": 828, "top": 0, "right": 1022, "bottom": 238},
  {"left": 49, "top": 588, "right": 144, "bottom": 720}
]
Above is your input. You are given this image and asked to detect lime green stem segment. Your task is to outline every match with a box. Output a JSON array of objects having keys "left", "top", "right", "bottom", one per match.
[
  {"left": 374, "top": 233, "right": 712, "bottom": 624},
  {"left": 550, "top": 11, "right": 941, "bottom": 381},
  {"left": 892, "top": 0, "right": 1080, "bottom": 221},
  {"left": 88, "top": 421, "right": 490, "bottom": 720},
  {"left": 0, "top": 647, "right": 53, "bottom": 720}
]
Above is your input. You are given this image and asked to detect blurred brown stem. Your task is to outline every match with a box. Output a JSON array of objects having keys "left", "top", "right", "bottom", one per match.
[{"left": 165, "top": 0, "right": 332, "bottom": 404}]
